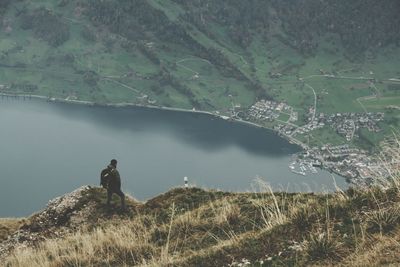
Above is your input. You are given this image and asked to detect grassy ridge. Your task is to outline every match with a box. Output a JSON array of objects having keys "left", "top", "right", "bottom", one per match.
[{"left": 1, "top": 178, "right": 400, "bottom": 266}]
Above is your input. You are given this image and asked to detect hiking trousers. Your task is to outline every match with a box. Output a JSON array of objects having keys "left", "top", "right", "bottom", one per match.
[{"left": 107, "top": 188, "right": 126, "bottom": 209}]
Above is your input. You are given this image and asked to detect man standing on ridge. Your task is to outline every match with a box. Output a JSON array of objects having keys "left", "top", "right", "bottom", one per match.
[{"left": 100, "top": 159, "right": 126, "bottom": 210}]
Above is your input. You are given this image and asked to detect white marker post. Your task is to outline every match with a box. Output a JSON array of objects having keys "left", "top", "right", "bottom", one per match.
[{"left": 184, "top": 176, "right": 188, "bottom": 188}]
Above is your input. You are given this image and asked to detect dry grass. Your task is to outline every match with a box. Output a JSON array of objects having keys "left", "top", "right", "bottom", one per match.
[
  {"left": 5, "top": 216, "right": 158, "bottom": 267},
  {"left": 306, "top": 229, "right": 344, "bottom": 261},
  {"left": 341, "top": 231, "right": 400, "bottom": 267},
  {"left": 250, "top": 179, "right": 297, "bottom": 230},
  {"left": 0, "top": 218, "right": 24, "bottom": 242},
  {"left": 1, "top": 193, "right": 258, "bottom": 266},
  {"left": 210, "top": 199, "right": 242, "bottom": 226},
  {"left": 3, "top": 184, "right": 400, "bottom": 267}
]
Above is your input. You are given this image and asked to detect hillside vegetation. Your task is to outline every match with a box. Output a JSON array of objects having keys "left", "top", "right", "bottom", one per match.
[
  {"left": 0, "top": 0, "right": 399, "bottom": 149},
  {"left": 1, "top": 177, "right": 400, "bottom": 266},
  {"left": 1, "top": 2, "right": 400, "bottom": 265}
]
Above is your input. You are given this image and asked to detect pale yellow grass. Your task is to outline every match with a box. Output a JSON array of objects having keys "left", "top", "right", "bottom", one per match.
[
  {"left": 3, "top": 198, "right": 251, "bottom": 267},
  {"left": 0, "top": 218, "right": 24, "bottom": 241},
  {"left": 341, "top": 231, "right": 400, "bottom": 267},
  {"left": 5, "top": 216, "right": 158, "bottom": 267}
]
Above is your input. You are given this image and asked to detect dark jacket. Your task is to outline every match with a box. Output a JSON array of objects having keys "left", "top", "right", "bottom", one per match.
[{"left": 100, "top": 165, "right": 121, "bottom": 192}]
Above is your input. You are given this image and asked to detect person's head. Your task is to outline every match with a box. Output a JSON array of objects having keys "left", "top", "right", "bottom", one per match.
[{"left": 110, "top": 159, "right": 117, "bottom": 167}]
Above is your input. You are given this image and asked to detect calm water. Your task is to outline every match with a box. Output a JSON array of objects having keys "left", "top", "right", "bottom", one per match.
[{"left": 0, "top": 99, "right": 347, "bottom": 217}]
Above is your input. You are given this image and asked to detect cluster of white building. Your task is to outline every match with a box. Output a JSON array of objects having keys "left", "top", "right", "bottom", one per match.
[
  {"left": 246, "top": 100, "right": 293, "bottom": 122},
  {"left": 328, "top": 112, "right": 384, "bottom": 140}
]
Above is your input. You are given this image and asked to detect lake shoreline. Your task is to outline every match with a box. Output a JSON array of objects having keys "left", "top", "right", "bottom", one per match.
[
  {"left": 0, "top": 92, "right": 299, "bottom": 145},
  {"left": 1, "top": 92, "right": 342, "bottom": 184},
  {"left": 0, "top": 93, "right": 350, "bottom": 216}
]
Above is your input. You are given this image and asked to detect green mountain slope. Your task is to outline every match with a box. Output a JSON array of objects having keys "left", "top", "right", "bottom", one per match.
[{"left": 0, "top": 0, "right": 399, "bottom": 147}]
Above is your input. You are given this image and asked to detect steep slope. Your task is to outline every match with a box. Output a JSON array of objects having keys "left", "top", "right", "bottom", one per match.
[
  {"left": 1, "top": 0, "right": 399, "bottom": 150},
  {"left": 1, "top": 184, "right": 400, "bottom": 266},
  {"left": 0, "top": 186, "right": 140, "bottom": 259}
]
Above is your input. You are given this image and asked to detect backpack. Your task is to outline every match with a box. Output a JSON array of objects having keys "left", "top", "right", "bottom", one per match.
[{"left": 100, "top": 168, "right": 111, "bottom": 188}]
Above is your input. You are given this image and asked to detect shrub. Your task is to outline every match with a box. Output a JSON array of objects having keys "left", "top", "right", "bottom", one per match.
[
  {"left": 306, "top": 231, "right": 344, "bottom": 261},
  {"left": 364, "top": 205, "right": 400, "bottom": 234},
  {"left": 291, "top": 206, "right": 317, "bottom": 233}
]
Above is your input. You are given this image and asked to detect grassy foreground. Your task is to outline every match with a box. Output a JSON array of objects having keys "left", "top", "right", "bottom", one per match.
[{"left": 1, "top": 178, "right": 400, "bottom": 266}]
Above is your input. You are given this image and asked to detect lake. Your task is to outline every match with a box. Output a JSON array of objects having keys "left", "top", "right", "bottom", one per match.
[{"left": 0, "top": 98, "right": 348, "bottom": 217}]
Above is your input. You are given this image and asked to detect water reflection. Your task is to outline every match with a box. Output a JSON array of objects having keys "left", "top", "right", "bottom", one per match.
[{"left": 44, "top": 102, "right": 300, "bottom": 156}]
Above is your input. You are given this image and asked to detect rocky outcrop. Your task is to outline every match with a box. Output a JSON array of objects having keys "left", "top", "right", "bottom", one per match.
[{"left": 0, "top": 186, "right": 94, "bottom": 259}]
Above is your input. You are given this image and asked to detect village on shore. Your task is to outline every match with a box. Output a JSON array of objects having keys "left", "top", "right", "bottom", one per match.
[
  {"left": 0, "top": 85, "right": 398, "bottom": 186},
  {"left": 240, "top": 98, "right": 397, "bottom": 186}
]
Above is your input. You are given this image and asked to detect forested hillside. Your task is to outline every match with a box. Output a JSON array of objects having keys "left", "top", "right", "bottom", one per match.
[{"left": 0, "top": 0, "right": 399, "bottom": 147}]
